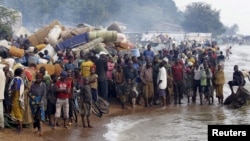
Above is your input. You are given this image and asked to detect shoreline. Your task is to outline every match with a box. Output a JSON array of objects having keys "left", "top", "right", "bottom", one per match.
[
  {"left": 1, "top": 91, "right": 249, "bottom": 141},
  {"left": 0, "top": 100, "right": 159, "bottom": 141}
]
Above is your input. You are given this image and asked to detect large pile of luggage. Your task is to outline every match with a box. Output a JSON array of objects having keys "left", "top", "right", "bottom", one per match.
[{"left": 0, "top": 20, "right": 134, "bottom": 75}]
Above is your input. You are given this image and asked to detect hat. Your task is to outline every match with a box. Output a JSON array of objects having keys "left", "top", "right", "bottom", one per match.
[
  {"left": 187, "top": 62, "right": 193, "bottom": 67},
  {"left": 99, "top": 51, "right": 108, "bottom": 56},
  {"left": 163, "top": 57, "right": 168, "bottom": 63},
  {"left": 60, "top": 71, "right": 68, "bottom": 77}
]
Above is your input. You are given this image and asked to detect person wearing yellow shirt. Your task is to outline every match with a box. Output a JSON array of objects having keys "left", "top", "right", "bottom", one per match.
[
  {"left": 187, "top": 53, "right": 196, "bottom": 64},
  {"left": 81, "top": 55, "right": 95, "bottom": 78}
]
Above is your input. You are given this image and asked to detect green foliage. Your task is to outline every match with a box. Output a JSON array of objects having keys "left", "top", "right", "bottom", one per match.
[
  {"left": 5, "top": 0, "right": 181, "bottom": 31},
  {"left": 181, "top": 2, "right": 225, "bottom": 36},
  {"left": 224, "top": 24, "right": 239, "bottom": 36},
  {"left": 0, "top": 5, "right": 19, "bottom": 40},
  {"left": 0, "top": 24, "right": 12, "bottom": 40}
]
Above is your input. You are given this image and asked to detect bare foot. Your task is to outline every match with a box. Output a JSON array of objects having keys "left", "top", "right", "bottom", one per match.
[
  {"left": 157, "top": 106, "right": 166, "bottom": 110},
  {"left": 38, "top": 132, "right": 43, "bottom": 137}
]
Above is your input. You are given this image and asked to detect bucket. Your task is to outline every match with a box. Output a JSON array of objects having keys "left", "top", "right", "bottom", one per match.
[{"left": 131, "top": 48, "right": 140, "bottom": 57}]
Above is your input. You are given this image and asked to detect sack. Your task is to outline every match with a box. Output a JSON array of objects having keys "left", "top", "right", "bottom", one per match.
[{"left": 0, "top": 45, "right": 9, "bottom": 58}]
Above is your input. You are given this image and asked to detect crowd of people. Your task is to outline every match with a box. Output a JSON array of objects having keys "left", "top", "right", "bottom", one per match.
[{"left": 0, "top": 36, "right": 248, "bottom": 137}]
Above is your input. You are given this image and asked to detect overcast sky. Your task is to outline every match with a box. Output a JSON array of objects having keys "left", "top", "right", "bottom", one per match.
[{"left": 174, "top": 0, "right": 250, "bottom": 35}]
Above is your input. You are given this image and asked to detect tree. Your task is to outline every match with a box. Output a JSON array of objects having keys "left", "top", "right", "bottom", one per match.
[
  {"left": 181, "top": 2, "right": 225, "bottom": 36},
  {"left": 0, "top": 5, "right": 19, "bottom": 40},
  {"left": 5, "top": 0, "right": 182, "bottom": 32},
  {"left": 224, "top": 24, "right": 239, "bottom": 36}
]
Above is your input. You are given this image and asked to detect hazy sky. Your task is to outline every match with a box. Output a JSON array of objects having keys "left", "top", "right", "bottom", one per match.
[{"left": 174, "top": 0, "right": 250, "bottom": 35}]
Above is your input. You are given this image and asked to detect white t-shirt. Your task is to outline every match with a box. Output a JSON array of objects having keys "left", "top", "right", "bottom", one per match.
[
  {"left": 157, "top": 66, "right": 167, "bottom": 89},
  {"left": 0, "top": 69, "right": 6, "bottom": 100}
]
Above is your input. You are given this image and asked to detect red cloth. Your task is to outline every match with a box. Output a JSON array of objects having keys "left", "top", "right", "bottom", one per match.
[
  {"left": 172, "top": 64, "right": 184, "bottom": 81},
  {"left": 56, "top": 80, "right": 71, "bottom": 99}
]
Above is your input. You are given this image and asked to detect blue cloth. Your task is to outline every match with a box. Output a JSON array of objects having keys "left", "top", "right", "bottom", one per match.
[
  {"left": 64, "top": 63, "right": 77, "bottom": 71},
  {"left": 11, "top": 78, "right": 22, "bottom": 90},
  {"left": 143, "top": 50, "right": 154, "bottom": 61},
  {"left": 29, "top": 96, "right": 45, "bottom": 121},
  {"left": 44, "top": 54, "right": 50, "bottom": 60},
  {"left": 27, "top": 56, "right": 39, "bottom": 65},
  {"left": 55, "top": 33, "right": 89, "bottom": 51},
  {"left": 15, "top": 57, "right": 27, "bottom": 65}
]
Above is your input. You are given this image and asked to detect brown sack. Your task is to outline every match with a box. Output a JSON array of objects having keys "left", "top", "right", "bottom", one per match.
[
  {"left": 36, "top": 64, "right": 55, "bottom": 75},
  {"left": 35, "top": 44, "right": 46, "bottom": 51},
  {"left": 9, "top": 46, "right": 25, "bottom": 58},
  {"left": 28, "top": 20, "right": 61, "bottom": 46},
  {"left": 54, "top": 63, "right": 62, "bottom": 77}
]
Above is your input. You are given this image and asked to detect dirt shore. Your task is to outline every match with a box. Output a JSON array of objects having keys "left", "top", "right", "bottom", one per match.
[{"left": 0, "top": 101, "right": 158, "bottom": 141}]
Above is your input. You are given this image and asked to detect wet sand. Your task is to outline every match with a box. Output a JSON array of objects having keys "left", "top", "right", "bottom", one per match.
[
  {"left": 0, "top": 100, "right": 162, "bottom": 141},
  {"left": 0, "top": 93, "right": 248, "bottom": 141}
]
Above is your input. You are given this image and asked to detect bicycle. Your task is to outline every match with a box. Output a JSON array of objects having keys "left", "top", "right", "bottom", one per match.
[
  {"left": 92, "top": 97, "right": 109, "bottom": 118},
  {"left": 71, "top": 89, "right": 81, "bottom": 123}
]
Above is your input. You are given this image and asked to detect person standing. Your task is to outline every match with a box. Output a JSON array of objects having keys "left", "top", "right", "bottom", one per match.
[
  {"left": 46, "top": 75, "right": 58, "bottom": 127},
  {"left": 10, "top": 68, "right": 25, "bottom": 133},
  {"left": 53, "top": 71, "right": 71, "bottom": 129},
  {"left": 143, "top": 44, "right": 154, "bottom": 61},
  {"left": 192, "top": 62, "right": 201, "bottom": 103},
  {"left": 157, "top": 61, "right": 167, "bottom": 109},
  {"left": 200, "top": 62, "right": 213, "bottom": 105},
  {"left": 3, "top": 65, "right": 13, "bottom": 114},
  {"left": 80, "top": 78, "right": 93, "bottom": 128},
  {"left": 81, "top": 54, "right": 95, "bottom": 78},
  {"left": 95, "top": 52, "right": 108, "bottom": 101},
  {"left": 106, "top": 56, "right": 115, "bottom": 99},
  {"left": 0, "top": 69, "right": 6, "bottom": 130},
  {"left": 226, "top": 46, "right": 232, "bottom": 60},
  {"left": 88, "top": 67, "right": 98, "bottom": 102},
  {"left": 140, "top": 61, "right": 154, "bottom": 107},
  {"left": 29, "top": 73, "right": 46, "bottom": 136},
  {"left": 213, "top": 64, "right": 225, "bottom": 105},
  {"left": 217, "top": 51, "right": 225, "bottom": 67},
  {"left": 64, "top": 55, "right": 77, "bottom": 72},
  {"left": 117, "top": 78, "right": 138, "bottom": 109},
  {"left": 152, "top": 56, "right": 160, "bottom": 105},
  {"left": 172, "top": 59, "right": 184, "bottom": 104}
]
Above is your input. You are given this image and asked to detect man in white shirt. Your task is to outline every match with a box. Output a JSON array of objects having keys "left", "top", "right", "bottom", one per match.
[
  {"left": 0, "top": 69, "right": 6, "bottom": 130},
  {"left": 157, "top": 61, "right": 167, "bottom": 109}
]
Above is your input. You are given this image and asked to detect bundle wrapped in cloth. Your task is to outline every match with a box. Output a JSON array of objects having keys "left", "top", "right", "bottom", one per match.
[
  {"left": 9, "top": 46, "right": 25, "bottom": 58},
  {"left": 55, "top": 32, "right": 89, "bottom": 51},
  {"left": 28, "top": 20, "right": 62, "bottom": 46},
  {"left": 88, "top": 31, "right": 117, "bottom": 42}
]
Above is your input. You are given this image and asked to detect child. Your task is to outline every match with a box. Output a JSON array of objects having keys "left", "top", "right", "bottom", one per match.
[
  {"left": 167, "top": 69, "right": 174, "bottom": 104},
  {"left": 80, "top": 78, "right": 93, "bottom": 128},
  {"left": 46, "top": 74, "right": 57, "bottom": 127},
  {"left": 88, "top": 67, "right": 98, "bottom": 102},
  {"left": 117, "top": 78, "right": 137, "bottom": 109}
]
